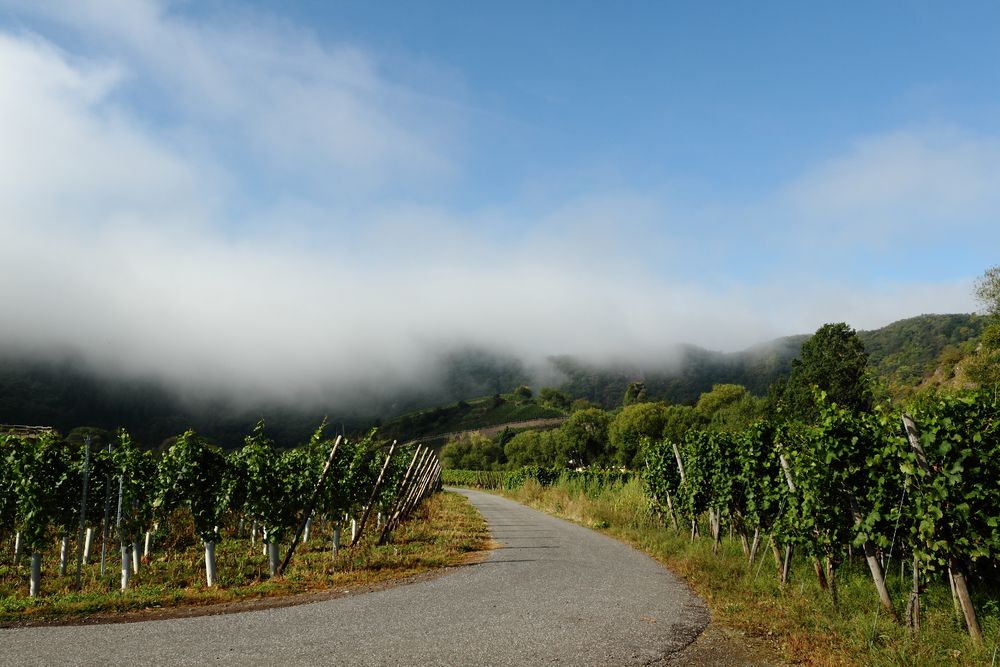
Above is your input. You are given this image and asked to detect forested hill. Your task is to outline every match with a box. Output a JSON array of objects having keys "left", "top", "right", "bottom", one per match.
[
  {"left": 550, "top": 336, "right": 807, "bottom": 408},
  {"left": 0, "top": 347, "right": 531, "bottom": 449},
  {"left": 858, "top": 313, "right": 986, "bottom": 392},
  {"left": 555, "top": 313, "right": 986, "bottom": 408},
  {"left": 0, "top": 313, "right": 985, "bottom": 446}
]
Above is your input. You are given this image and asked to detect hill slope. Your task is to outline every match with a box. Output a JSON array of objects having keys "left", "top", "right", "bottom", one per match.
[{"left": 0, "top": 313, "right": 985, "bottom": 446}]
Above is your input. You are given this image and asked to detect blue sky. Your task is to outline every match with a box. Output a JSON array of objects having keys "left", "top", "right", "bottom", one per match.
[{"left": 0, "top": 1, "right": 998, "bottom": 400}]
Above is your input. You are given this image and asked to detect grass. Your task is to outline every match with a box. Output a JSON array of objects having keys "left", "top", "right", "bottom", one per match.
[
  {"left": 500, "top": 477, "right": 1000, "bottom": 667},
  {"left": 0, "top": 491, "right": 489, "bottom": 624}
]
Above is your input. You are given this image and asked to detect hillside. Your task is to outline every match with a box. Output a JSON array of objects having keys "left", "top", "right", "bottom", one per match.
[
  {"left": 380, "top": 391, "right": 568, "bottom": 442},
  {"left": 0, "top": 313, "right": 985, "bottom": 446},
  {"left": 858, "top": 313, "right": 987, "bottom": 393},
  {"left": 551, "top": 335, "right": 807, "bottom": 408}
]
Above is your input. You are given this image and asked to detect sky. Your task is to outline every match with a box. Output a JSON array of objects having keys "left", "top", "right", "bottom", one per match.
[{"left": 1, "top": 1, "right": 998, "bottom": 404}]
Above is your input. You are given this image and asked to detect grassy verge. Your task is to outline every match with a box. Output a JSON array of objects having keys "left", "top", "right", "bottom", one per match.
[
  {"left": 0, "top": 491, "right": 489, "bottom": 624},
  {"left": 499, "top": 477, "right": 999, "bottom": 667}
]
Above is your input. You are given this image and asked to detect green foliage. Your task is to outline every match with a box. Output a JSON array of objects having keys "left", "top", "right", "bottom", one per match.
[
  {"left": 228, "top": 421, "right": 291, "bottom": 542},
  {"left": 505, "top": 465, "right": 561, "bottom": 489},
  {"left": 440, "top": 432, "right": 502, "bottom": 470},
  {"left": 902, "top": 391, "right": 1000, "bottom": 573},
  {"left": 9, "top": 434, "right": 69, "bottom": 550},
  {"left": 965, "top": 320, "right": 1000, "bottom": 390},
  {"left": 560, "top": 408, "right": 610, "bottom": 467},
  {"left": 782, "top": 322, "right": 873, "bottom": 422},
  {"left": 695, "top": 383, "right": 765, "bottom": 433},
  {"left": 641, "top": 387, "right": 1000, "bottom": 628},
  {"left": 570, "top": 398, "right": 600, "bottom": 412},
  {"left": 608, "top": 402, "right": 669, "bottom": 468},
  {"left": 660, "top": 404, "right": 705, "bottom": 444},
  {"left": 0, "top": 436, "right": 16, "bottom": 535},
  {"left": 512, "top": 385, "right": 533, "bottom": 401},
  {"left": 156, "top": 430, "right": 231, "bottom": 543},
  {"left": 622, "top": 381, "right": 647, "bottom": 406},
  {"left": 775, "top": 397, "right": 898, "bottom": 560},
  {"left": 538, "top": 387, "right": 571, "bottom": 410},
  {"left": 382, "top": 393, "right": 565, "bottom": 441},
  {"left": 112, "top": 429, "right": 156, "bottom": 546},
  {"left": 503, "top": 429, "right": 566, "bottom": 469},
  {"left": 860, "top": 313, "right": 987, "bottom": 395},
  {"left": 440, "top": 468, "right": 508, "bottom": 489},
  {"left": 0, "top": 418, "right": 444, "bottom": 602},
  {"left": 695, "top": 383, "right": 749, "bottom": 416},
  {"left": 737, "top": 420, "right": 785, "bottom": 535},
  {"left": 326, "top": 429, "right": 383, "bottom": 517},
  {"left": 443, "top": 465, "right": 634, "bottom": 491},
  {"left": 641, "top": 435, "right": 680, "bottom": 521},
  {"left": 974, "top": 264, "right": 1000, "bottom": 317},
  {"left": 503, "top": 474, "right": 1000, "bottom": 667}
]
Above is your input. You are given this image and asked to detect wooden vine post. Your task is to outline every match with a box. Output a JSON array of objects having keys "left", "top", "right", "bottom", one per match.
[
  {"left": 276, "top": 435, "right": 342, "bottom": 577},
  {"left": 776, "top": 453, "right": 797, "bottom": 586},
  {"left": 378, "top": 445, "right": 424, "bottom": 545},
  {"left": 643, "top": 457, "right": 679, "bottom": 534},
  {"left": 902, "top": 414, "right": 983, "bottom": 644},
  {"left": 73, "top": 436, "right": 91, "bottom": 591},
  {"left": 99, "top": 441, "right": 113, "bottom": 576},
  {"left": 671, "top": 442, "right": 698, "bottom": 539},
  {"left": 403, "top": 452, "right": 437, "bottom": 520},
  {"left": 351, "top": 441, "right": 398, "bottom": 547},
  {"left": 398, "top": 450, "right": 432, "bottom": 521},
  {"left": 847, "top": 492, "right": 899, "bottom": 622}
]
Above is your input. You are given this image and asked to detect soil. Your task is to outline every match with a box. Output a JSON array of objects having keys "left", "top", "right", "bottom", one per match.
[{"left": 661, "top": 623, "right": 787, "bottom": 666}]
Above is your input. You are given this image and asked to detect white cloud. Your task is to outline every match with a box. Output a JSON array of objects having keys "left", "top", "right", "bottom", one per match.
[
  {"left": 0, "top": 32, "right": 207, "bottom": 232},
  {"left": 784, "top": 127, "right": 1000, "bottom": 240},
  {"left": 4, "top": 0, "right": 459, "bottom": 198},
  {"left": 0, "top": 12, "right": 987, "bottom": 410}
]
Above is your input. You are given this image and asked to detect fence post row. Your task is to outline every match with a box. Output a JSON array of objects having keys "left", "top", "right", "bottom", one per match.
[
  {"left": 351, "top": 441, "right": 399, "bottom": 547},
  {"left": 379, "top": 445, "right": 424, "bottom": 545}
]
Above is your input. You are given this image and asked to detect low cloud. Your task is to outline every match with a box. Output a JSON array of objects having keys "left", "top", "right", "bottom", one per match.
[{"left": 0, "top": 7, "right": 987, "bottom": 411}]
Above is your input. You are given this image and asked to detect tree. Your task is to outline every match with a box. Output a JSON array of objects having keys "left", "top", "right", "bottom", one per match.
[
  {"left": 440, "top": 432, "right": 502, "bottom": 470},
  {"left": 503, "top": 429, "right": 564, "bottom": 468},
  {"left": 560, "top": 408, "right": 610, "bottom": 467},
  {"left": 967, "top": 265, "right": 1000, "bottom": 391},
  {"left": 695, "top": 384, "right": 765, "bottom": 433},
  {"left": 570, "top": 398, "right": 600, "bottom": 413},
  {"left": 608, "top": 402, "right": 669, "bottom": 468},
  {"left": 661, "top": 404, "right": 706, "bottom": 444},
  {"left": 512, "top": 385, "right": 533, "bottom": 402},
  {"left": 538, "top": 387, "right": 572, "bottom": 410},
  {"left": 695, "top": 384, "right": 750, "bottom": 418},
  {"left": 782, "top": 323, "right": 873, "bottom": 422},
  {"left": 965, "top": 324, "right": 1000, "bottom": 390},
  {"left": 623, "top": 382, "right": 647, "bottom": 406},
  {"left": 974, "top": 264, "right": 1000, "bottom": 317}
]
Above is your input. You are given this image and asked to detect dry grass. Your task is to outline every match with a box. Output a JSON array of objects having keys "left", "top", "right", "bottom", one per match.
[{"left": 0, "top": 491, "right": 489, "bottom": 623}]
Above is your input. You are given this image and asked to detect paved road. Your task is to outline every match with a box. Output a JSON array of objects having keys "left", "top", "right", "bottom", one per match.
[{"left": 0, "top": 489, "right": 708, "bottom": 666}]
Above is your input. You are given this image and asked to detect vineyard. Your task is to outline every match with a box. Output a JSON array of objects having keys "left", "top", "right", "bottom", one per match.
[
  {"left": 0, "top": 420, "right": 443, "bottom": 611},
  {"left": 643, "top": 388, "right": 999, "bottom": 647},
  {"left": 441, "top": 466, "right": 634, "bottom": 491}
]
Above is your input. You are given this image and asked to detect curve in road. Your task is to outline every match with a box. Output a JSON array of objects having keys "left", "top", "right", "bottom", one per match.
[{"left": 1, "top": 489, "right": 708, "bottom": 666}]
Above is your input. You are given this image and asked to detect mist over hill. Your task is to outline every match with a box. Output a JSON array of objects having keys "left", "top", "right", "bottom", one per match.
[{"left": 0, "top": 313, "right": 985, "bottom": 447}]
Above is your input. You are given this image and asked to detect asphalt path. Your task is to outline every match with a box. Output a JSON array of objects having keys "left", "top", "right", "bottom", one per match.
[{"left": 0, "top": 489, "right": 708, "bottom": 666}]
